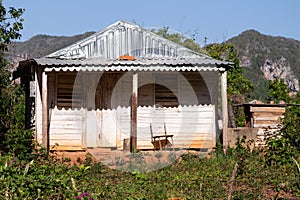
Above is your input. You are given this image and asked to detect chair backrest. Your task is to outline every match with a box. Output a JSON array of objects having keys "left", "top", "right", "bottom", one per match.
[
  {"left": 150, "top": 123, "right": 167, "bottom": 137},
  {"left": 150, "top": 123, "right": 154, "bottom": 142}
]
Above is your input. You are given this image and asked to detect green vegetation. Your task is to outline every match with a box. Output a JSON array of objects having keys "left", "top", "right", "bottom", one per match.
[
  {"left": 0, "top": 2, "right": 33, "bottom": 159},
  {"left": 205, "top": 43, "right": 254, "bottom": 127},
  {"left": 155, "top": 27, "right": 205, "bottom": 54},
  {"left": 264, "top": 77, "right": 300, "bottom": 167},
  {"left": 205, "top": 43, "right": 254, "bottom": 104},
  {"left": 1, "top": 141, "right": 299, "bottom": 199},
  {"left": 279, "top": 93, "right": 300, "bottom": 152},
  {"left": 267, "top": 78, "right": 291, "bottom": 103}
]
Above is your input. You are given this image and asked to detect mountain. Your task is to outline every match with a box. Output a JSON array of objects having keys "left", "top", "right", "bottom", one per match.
[
  {"left": 6, "top": 31, "right": 95, "bottom": 63},
  {"left": 227, "top": 30, "right": 300, "bottom": 99}
]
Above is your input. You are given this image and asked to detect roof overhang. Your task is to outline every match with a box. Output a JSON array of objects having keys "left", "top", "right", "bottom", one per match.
[{"left": 13, "top": 57, "right": 232, "bottom": 79}]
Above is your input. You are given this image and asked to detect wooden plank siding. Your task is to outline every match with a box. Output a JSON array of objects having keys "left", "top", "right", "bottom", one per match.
[
  {"left": 47, "top": 105, "right": 215, "bottom": 149},
  {"left": 92, "top": 105, "right": 215, "bottom": 149},
  {"left": 49, "top": 108, "right": 84, "bottom": 147},
  {"left": 120, "top": 105, "right": 215, "bottom": 149},
  {"left": 142, "top": 105, "right": 215, "bottom": 149},
  {"left": 250, "top": 106, "right": 285, "bottom": 128}
]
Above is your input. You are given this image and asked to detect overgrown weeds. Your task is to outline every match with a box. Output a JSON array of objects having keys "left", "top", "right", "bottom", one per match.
[{"left": 0, "top": 135, "right": 299, "bottom": 199}]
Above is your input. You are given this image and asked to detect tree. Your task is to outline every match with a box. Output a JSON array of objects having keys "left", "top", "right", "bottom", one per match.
[
  {"left": 267, "top": 78, "right": 291, "bottom": 103},
  {"left": 0, "top": 4, "right": 24, "bottom": 52},
  {"left": 0, "top": 3, "right": 24, "bottom": 94},
  {"left": 205, "top": 43, "right": 254, "bottom": 127},
  {"left": 0, "top": 2, "right": 29, "bottom": 157},
  {"left": 154, "top": 27, "right": 205, "bottom": 54},
  {"left": 205, "top": 43, "right": 254, "bottom": 104}
]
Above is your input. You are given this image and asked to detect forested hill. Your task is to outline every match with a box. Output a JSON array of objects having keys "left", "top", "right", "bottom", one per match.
[
  {"left": 6, "top": 31, "right": 95, "bottom": 62},
  {"left": 227, "top": 30, "right": 300, "bottom": 98}
]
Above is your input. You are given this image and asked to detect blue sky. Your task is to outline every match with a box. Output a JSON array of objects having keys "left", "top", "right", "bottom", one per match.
[{"left": 3, "top": 0, "right": 300, "bottom": 45}]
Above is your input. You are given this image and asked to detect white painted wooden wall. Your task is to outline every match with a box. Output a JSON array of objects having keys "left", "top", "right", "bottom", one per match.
[
  {"left": 47, "top": 105, "right": 215, "bottom": 149},
  {"left": 49, "top": 108, "right": 83, "bottom": 147}
]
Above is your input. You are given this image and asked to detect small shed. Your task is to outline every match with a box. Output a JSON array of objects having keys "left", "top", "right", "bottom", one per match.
[
  {"left": 13, "top": 20, "right": 231, "bottom": 151},
  {"left": 241, "top": 101, "right": 286, "bottom": 129},
  {"left": 236, "top": 100, "right": 286, "bottom": 146}
]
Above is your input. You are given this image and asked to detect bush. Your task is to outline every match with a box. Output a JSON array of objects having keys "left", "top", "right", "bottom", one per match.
[{"left": 0, "top": 84, "right": 34, "bottom": 159}]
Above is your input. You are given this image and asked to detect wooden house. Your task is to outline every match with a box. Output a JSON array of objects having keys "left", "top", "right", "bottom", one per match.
[{"left": 13, "top": 20, "right": 231, "bottom": 151}]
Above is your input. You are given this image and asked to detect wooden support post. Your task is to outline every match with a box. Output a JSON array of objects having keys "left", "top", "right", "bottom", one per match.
[
  {"left": 221, "top": 71, "right": 228, "bottom": 152},
  {"left": 130, "top": 72, "right": 138, "bottom": 152},
  {"left": 42, "top": 72, "right": 49, "bottom": 151}
]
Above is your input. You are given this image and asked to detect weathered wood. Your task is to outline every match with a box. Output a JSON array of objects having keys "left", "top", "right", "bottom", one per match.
[
  {"left": 49, "top": 107, "right": 83, "bottom": 148},
  {"left": 253, "top": 115, "right": 282, "bottom": 121},
  {"left": 253, "top": 112, "right": 285, "bottom": 117},
  {"left": 42, "top": 72, "right": 48, "bottom": 150},
  {"left": 95, "top": 72, "right": 125, "bottom": 109},
  {"left": 35, "top": 69, "right": 43, "bottom": 144},
  {"left": 138, "top": 83, "right": 155, "bottom": 106},
  {"left": 254, "top": 120, "right": 281, "bottom": 125},
  {"left": 249, "top": 106, "right": 285, "bottom": 129},
  {"left": 221, "top": 71, "right": 228, "bottom": 151},
  {"left": 180, "top": 72, "right": 210, "bottom": 105},
  {"left": 56, "top": 72, "right": 83, "bottom": 109},
  {"left": 130, "top": 72, "right": 138, "bottom": 152},
  {"left": 250, "top": 106, "right": 285, "bottom": 113},
  {"left": 54, "top": 73, "right": 57, "bottom": 105}
]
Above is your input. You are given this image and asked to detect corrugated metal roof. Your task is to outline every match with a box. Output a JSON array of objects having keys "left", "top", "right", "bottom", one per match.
[
  {"left": 30, "top": 57, "right": 230, "bottom": 72},
  {"left": 13, "top": 20, "right": 233, "bottom": 79},
  {"left": 46, "top": 20, "right": 210, "bottom": 60}
]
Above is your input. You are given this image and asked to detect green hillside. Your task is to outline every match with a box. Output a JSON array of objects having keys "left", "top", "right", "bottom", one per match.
[{"left": 227, "top": 30, "right": 300, "bottom": 99}]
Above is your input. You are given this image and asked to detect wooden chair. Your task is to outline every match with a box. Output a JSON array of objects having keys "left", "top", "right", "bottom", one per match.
[{"left": 150, "top": 123, "right": 174, "bottom": 151}]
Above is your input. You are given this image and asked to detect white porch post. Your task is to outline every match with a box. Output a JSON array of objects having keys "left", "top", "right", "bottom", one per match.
[
  {"left": 42, "top": 71, "right": 49, "bottom": 151},
  {"left": 130, "top": 72, "right": 138, "bottom": 152},
  {"left": 221, "top": 71, "right": 228, "bottom": 152}
]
